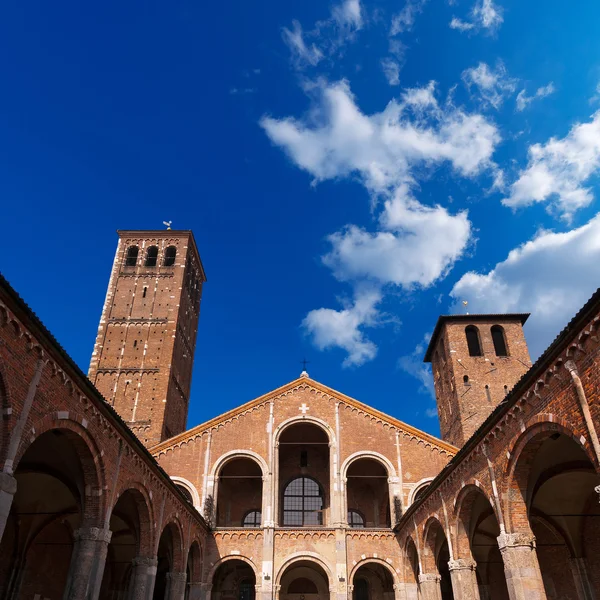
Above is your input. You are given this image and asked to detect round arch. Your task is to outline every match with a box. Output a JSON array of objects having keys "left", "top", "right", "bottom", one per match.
[
  {"left": 348, "top": 558, "right": 398, "bottom": 585},
  {"left": 171, "top": 475, "right": 201, "bottom": 510},
  {"left": 210, "top": 450, "right": 268, "bottom": 478},
  {"left": 157, "top": 515, "right": 185, "bottom": 572},
  {"left": 407, "top": 477, "right": 434, "bottom": 507},
  {"left": 453, "top": 481, "right": 497, "bottom": 521},
  {"left": 275, "top": 553, "right": 334, "bottom": 588},
  {"left": 207, "top": 554, "right": 259, "bottom": 583},
  {"left": 340, "top": 451, "right": 396, "bottom": 480},
  {"left": 422, "top": 515, "right": 445, "bottom": 548},
  {"left": 274, "top": 416, "right": 336, "bottom": 446}
]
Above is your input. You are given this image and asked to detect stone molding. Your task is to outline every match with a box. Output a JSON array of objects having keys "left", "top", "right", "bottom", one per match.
[
  {"left": 448, "top": 558, "right": 477, "bottom": 571},
  {"left": 74, "top": 527, "right": 112, "bottom": 544},
  {"left": 497, "top": 532, "right": 536, "bottom": 550},
  {"left": 418, "top": 573, "right": 441, "bottom": 583}
]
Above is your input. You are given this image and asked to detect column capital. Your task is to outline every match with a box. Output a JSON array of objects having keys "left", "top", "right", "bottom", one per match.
[
  {"left": 166, "top": 571, "right": 187, "bottom": 582},
  {"left": 497, "top": 532, "right": 536, "bottom": 550},
  {"left": 0, "top": 472, "right": 17, "bottom": 495},
  {"left": 74, "top": 526, "right": 112, "bottom": 544},
  {"left": 418, "top": 573, "right": 441, "bottom": 583},
  {"left": 133, "top": 556, "right": 158, "bottom": 568},
  {"left": 448, "top": 558, "right": 477, "bottom": 571}
]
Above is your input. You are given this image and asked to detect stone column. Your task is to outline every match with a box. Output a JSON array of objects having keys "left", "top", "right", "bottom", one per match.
[
  {"left": 63, "top": 526, "right": 112, "bottom": 600},
  {"left": 569, "top": 557, "right": 595, "bottom": 600},
  {"left": 199, "top": 583, "right": 213, "bottom": 600},
  {"left": 448, "top": 559, "right": 480, "bottom": 600},
  {"left": 497, "top": 533, "right": 546, "bottom": 600},
  {"left": 404, "top": 583, "right": 419, "bottom": 600},
  {"left": 130, "top": 557, "right": 158, "bottom": 600},
  {"left": 393, "top": 582, "right": 407, "bottom": 600},
  {"left": 0, "top": 472, "right": 17, "bottom": 544},
  {"left": 166, "top": 571, "right": 188, "bottom": 600},
  {"left": 418, "top": 573, "right": 441, "bottom": 600}
]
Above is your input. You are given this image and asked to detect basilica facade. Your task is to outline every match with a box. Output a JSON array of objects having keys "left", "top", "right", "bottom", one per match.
[{"left": 0, "top": 229, "right": 599, "bottom": 600}]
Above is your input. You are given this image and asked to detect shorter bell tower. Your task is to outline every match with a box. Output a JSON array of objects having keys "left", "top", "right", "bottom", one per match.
[{"left": 424, "top": 314, "right": 531, "bottom": 448}]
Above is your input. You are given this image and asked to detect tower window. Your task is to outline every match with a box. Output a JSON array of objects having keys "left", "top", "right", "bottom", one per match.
[
  {"left": 164, "top": 245, "right": 177, "bottom": 266},
  {"left": 145, "top": 246, "right": 159, "bottom": 267},
  {"left": 491, "top": 325, "right": 508, "bottom": 357},
  {"left": 465, "top": 325, "right": 482, "bottom": 357},
  {"left": 125, "top": 246, "right": 139, "bottom": 266}
]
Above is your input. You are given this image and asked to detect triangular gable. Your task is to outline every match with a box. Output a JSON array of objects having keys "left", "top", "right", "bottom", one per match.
[{"left": 150, "top": 375, "right": 458, "bottom": 455}]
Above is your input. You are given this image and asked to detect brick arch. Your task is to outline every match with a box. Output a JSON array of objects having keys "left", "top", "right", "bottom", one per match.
[
  {"left": 186, "top": 539, "right": 203, "bottom": 582},
  {"left": 109, "top": 481, "right": 155, "bottom": 556},
  {"left": 504, "top": 416, "right": 598, "bottom": 533},
  {"left": 422, "top": 515, "right": 446, "bottom": 574},
  {"left": 403, "top": 535, "right": 420, "bottom": 585},
  {"left": 208, "top": 554, "right": 259, "bottom": 583},
  {"left": 274, "top": 415, "right": 336, "bottom": 445},
  {"left": 453, "top": 482, "right": 495, "bottom": 560},
  {"left": 171, "top": 475, "right": 201, "bottom": 510},
  {"left": 210, "top": 449, "right": 268, "bottom": 477},
  {"left": 407, "top": 477, "right": 435, "bottom": 507},
  {"left": 348, "top": 558, "right": 398, "bottom": 585},
  {"left": 158, "top": 515, "right": 185, "bottom": 572},
  {"left": 275, "top": 552, "right": 334, "bottom": 588},
  {"left": 14, "top": 414, "right": 106, "bottom": 523},
  {"left": 340, "top": 451, "right": 396, "bottom": 479}
]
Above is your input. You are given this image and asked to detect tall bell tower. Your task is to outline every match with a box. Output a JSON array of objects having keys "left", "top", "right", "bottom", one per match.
[
  {"left": 89, "top": 230, "right": 205, "bottom": 447},
  {"left": 424, "top": 314, "right": 531, "bottom": 448}
]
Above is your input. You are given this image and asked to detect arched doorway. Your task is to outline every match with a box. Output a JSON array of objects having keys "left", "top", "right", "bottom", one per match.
[
  {"left": 279, "top": 423, "right": 330, "bottom": 526},
  {"left": 99, "top": 488, "right": 151, "bottom": 599},
  {"left": 0, "top": 428, "right": 98, "bottom": 599},
  {"left": 216, "top": 457, "right": 263, "bottom": 527},
  {"left": 279, "top": 559, "right": 330, "bottom": 600},
  {"left": 352, "top": 562, "right": 394, "bottom": 600},
  {"left": 211, "top": 559, "right": 256, "bottom": 600},
  {"left": 346, "top": 459, "right": 390, "bottom": 528},
  {"left": 422, "top": 518, "right": 453, "bottom": 600},
  {"left": 455, "top": 486, "right": 508, "bottom": 600},
  {"left": 154, "top": 522, "right": 185, "bottom": 600},
  {"left": 509, "top": 429, "right": 600, "bottom": 598}
]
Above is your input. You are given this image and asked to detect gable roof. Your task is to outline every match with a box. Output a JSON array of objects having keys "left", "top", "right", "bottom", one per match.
[{"left": 150, "top": 374, "right": 458, "bottom": 455}]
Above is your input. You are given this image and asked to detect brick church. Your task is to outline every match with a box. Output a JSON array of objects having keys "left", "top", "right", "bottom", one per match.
[{"left": 1, "top": 229, "right": 599, "bottom": 600}]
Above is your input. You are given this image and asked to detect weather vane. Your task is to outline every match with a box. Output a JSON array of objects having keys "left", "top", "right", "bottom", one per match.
[{"left": 163, "top": 220, "right": 172, "bottom": 230}]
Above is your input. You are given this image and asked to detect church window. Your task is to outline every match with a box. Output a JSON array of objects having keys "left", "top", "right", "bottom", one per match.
[
  {"left": 242, "top": 510, "right": 261, "bottom": 527},
  {"left": 465, "top": 326, "right": 482, "bottom": 357},
  {"left": 145, "top": 246, "right": 159, "bottom": 267},
  {"left": 164, "top": 245, "right": 177, "bottom": 266},
  {"left": 283, "top": 477, "right": 323, "bottom": 526},
  {"left": 125, "top": 246, "right": 139, "bottom": 266},
  {"left": 347, "top": 509, "right": 365, "bottom": 528},
  {"left": 491, "top": 325, "right": 508, "bottom": 356}
]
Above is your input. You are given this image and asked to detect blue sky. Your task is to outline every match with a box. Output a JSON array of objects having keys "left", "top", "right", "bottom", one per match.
[{"left": 2, "top": 0, "right": 600, "bottom": 438}]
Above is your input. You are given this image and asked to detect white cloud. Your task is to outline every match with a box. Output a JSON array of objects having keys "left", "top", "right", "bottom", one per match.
[
  {"left": 451, "top": 212, "right": 600, "bottom": 359},
  {"left": 450, "top": 0, "right": 503, "bottom": 33},
  {"left": 462, "top": 62, "right": 516, "bottom": 109},
  {"left": 381, "top": 58, "right": 401, "bottom": 86},
  {"left": 303, "top": 287, "right": 381, "bottom": 367},
  {"left": 282, "top": 21, "right": 323, "bottom": 68},
  {"left": 516, "top": 82, "right": 555, "bottom": 111},
  {"left": 282, "top": 0, "right": 363, "bottom": 68},
  {"left": 260, "top": 79, "right": 500, "bottom": 195},
  {"left": 323, "top": 184, "right": 472, "bottom": 288},
  {"left": 503, "top": 111, "right": 600, "bottom": 219},
  {"left": 391, "top": 0, "right": 428, "bottom": 35},
  {"left": 398, "top": 333, "right": 436, "bottom": 401},
  {"left": 332, "top": 0, "right": 363, "bottom": 31}
]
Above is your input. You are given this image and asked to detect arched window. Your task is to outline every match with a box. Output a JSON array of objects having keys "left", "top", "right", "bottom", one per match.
[
  {"left": 242, "top": 510, "right": 262, "bottom": 527},
  {"left": 283, "top": 477, "right": 323, "bottom": 526},
  {"left": 491, "top": 325, "right": 508, "bottom": 356},
  {"left": 465, "top": 325, "right": 482, "bottom": 357},
  {"left": 125, "top": 246, "right": 139, "bottom": 266},
  {"left": 145, "top": 246, "right": 159, "bottom": 267},
  {"left": 164, "top": 245, "right": 177, "bottom": 266},
  {"left": 348, "top": 509, "right": 365, "bottom": 528},
  {"left": 175, "top": 484, "right": 193, "bottom": 504}
]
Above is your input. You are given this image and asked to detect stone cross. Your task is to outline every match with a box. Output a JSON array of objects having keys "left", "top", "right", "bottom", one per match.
[{"left": 299, "top": 403, "right": 309, "bottom": 414}]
